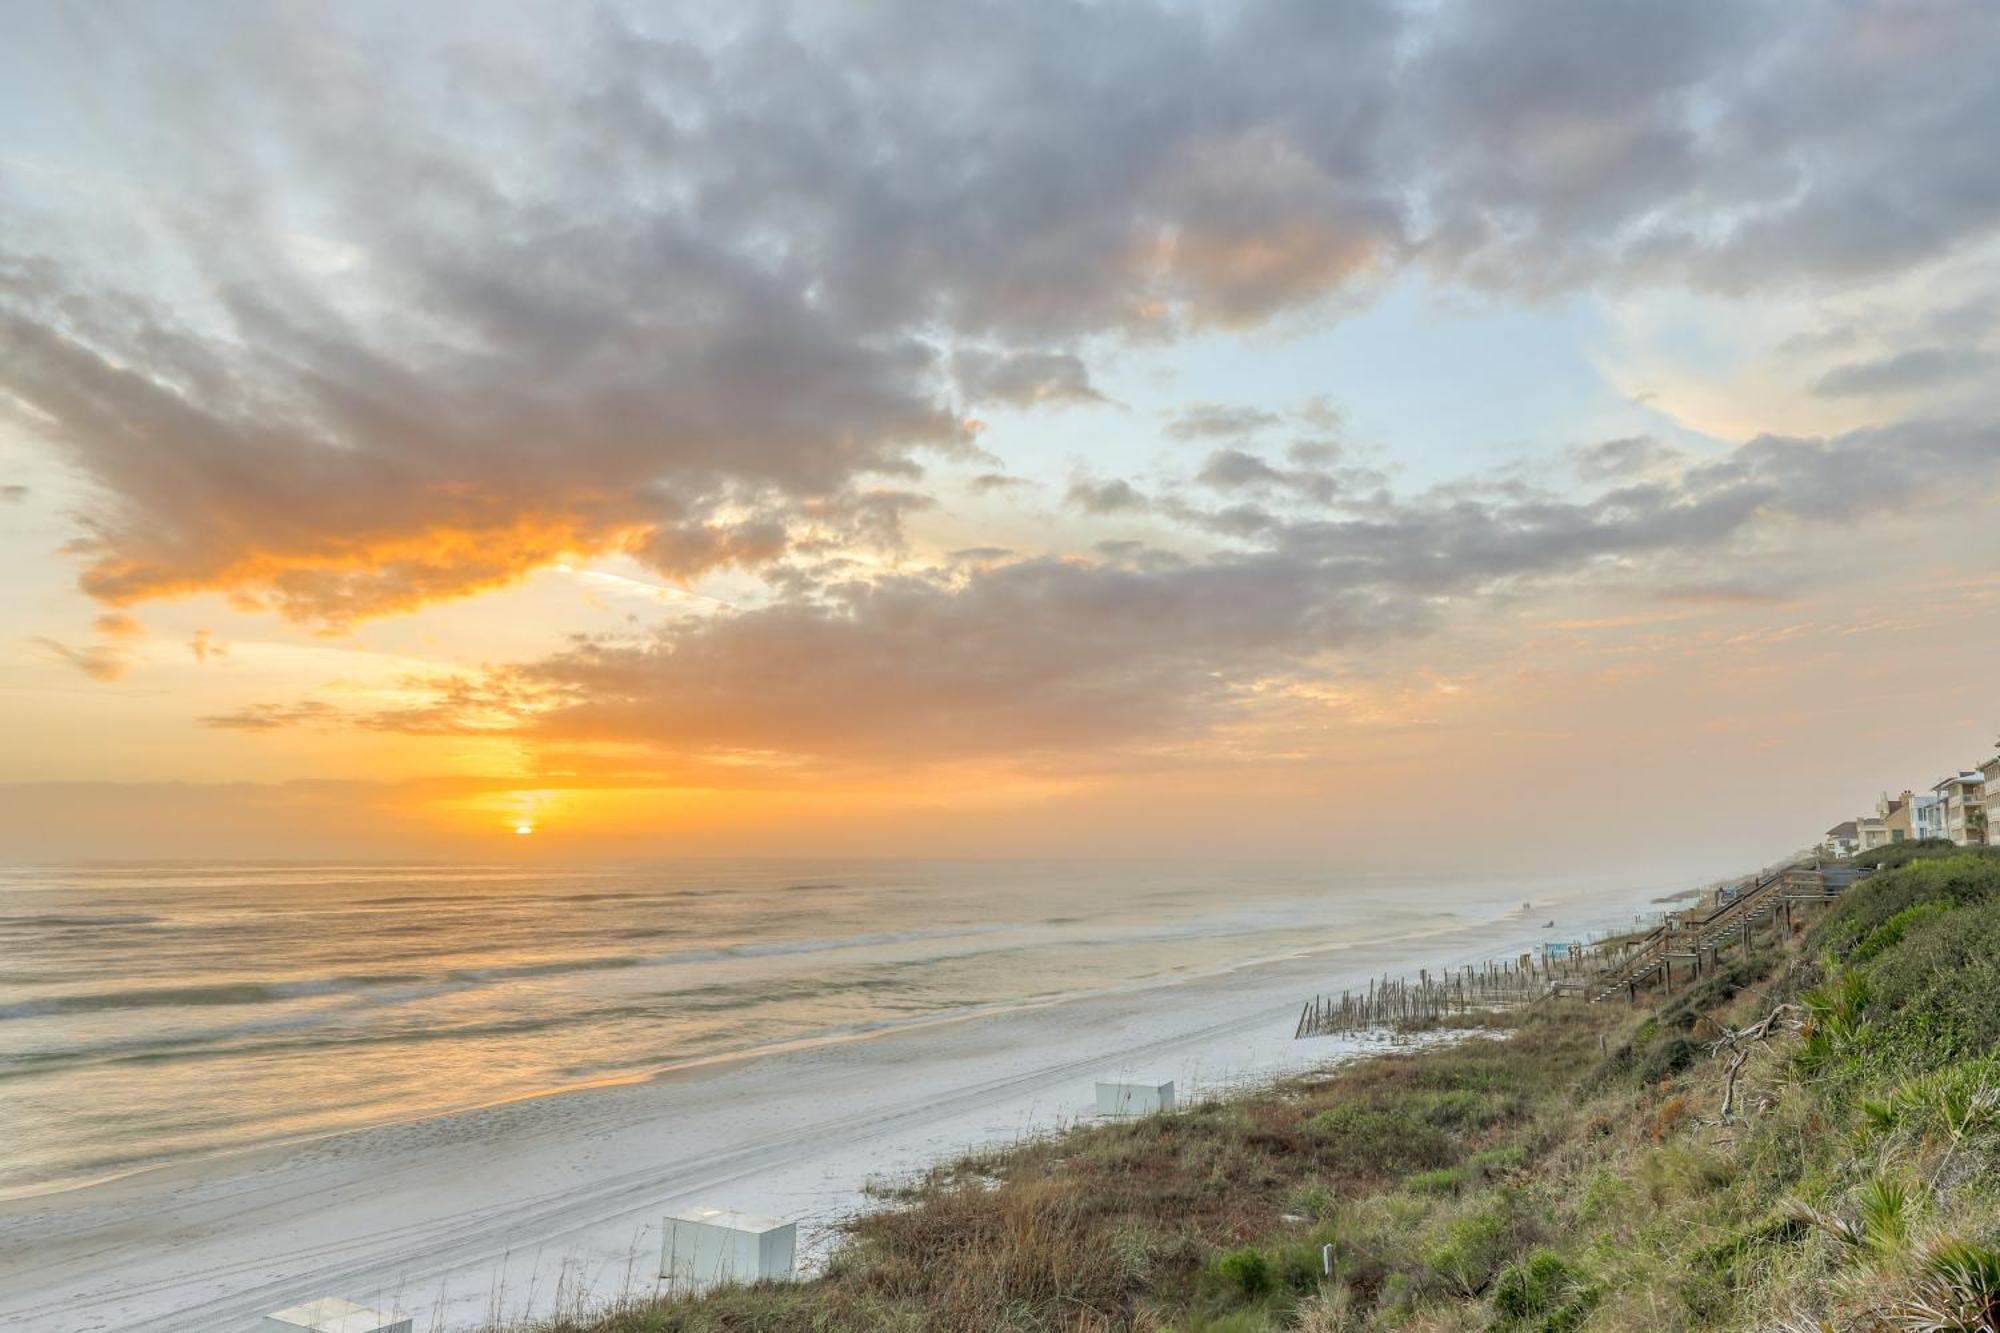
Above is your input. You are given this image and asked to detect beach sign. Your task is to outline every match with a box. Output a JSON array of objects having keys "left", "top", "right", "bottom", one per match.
[
  {"left": 661, "top": 1205, "right": 798, "bottom": 1288},
  {"left": 262, "top": 1295, "right": 412, "bottom": 1333}
]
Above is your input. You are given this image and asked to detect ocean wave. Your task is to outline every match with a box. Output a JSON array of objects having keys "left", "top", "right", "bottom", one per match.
[
  {"left": 0, "top": 913, "right": 161, "bottom": 929},
  {"left": 0, "top": 972, "right": 428, "bottom": 1021},
  {"left": 0, "top": 929, "right": 995, "bottom": 1025},
  {"left": 0, "top": 1000, "right": 688, "bottom": 1079}
]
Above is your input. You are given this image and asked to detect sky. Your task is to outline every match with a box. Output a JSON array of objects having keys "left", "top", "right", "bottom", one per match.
[{"left": 2, "top": 0, "right": 1998, "bottom": 875}]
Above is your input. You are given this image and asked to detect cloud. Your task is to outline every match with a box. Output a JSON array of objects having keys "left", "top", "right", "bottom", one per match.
[
  {"left": 1192, "top": 446, "right": 1362, "bottom": 506},
  {"left": 93, "top": 612, "right": 146, "bottom": 639},
  {"left": 1166, "top": 404, "right": 1284, "bottom": 441},
  {"left": 1065, "top": 478, "right": 1149, "bottom": 515},
  {"left": 189, "top": 628, "right": 227, "bottom": 662},
  {"left": 0, "top": 485, "right": 26, "bottom": 503},
  {"left": 201, "top": 700, "right": 338, "bottom": 731},
  {"left": 1812, "top": 346, "right": 1997, "bottom": 397},
  {"left": 1574, "top": 436, "right": 1690, "bottom": 483},
  {"left": 1406, "top": 0, "right": 2000, "bottom": 293},
  {"left": 224, "top": 417, "right": 2000, "bottom": 767},
  {"left": 1196, "top": 448, "right": 1292, "bottom": 490},
  {"left": 966, "top": 472, "right": 1037, "bottom": 496},
  {"left": 35, "top": 638, "right": 131, "bottom": 683},
  {"left": 953, "top": 348, "right": 1105, "bottom": 408}
]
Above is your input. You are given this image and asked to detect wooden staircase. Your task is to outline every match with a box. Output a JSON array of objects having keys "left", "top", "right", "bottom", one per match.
[{"left": 1582, "top": 859, "right": 1848, "bottom": 1003}]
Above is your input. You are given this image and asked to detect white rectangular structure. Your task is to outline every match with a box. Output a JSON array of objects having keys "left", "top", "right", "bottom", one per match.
[
  {"left": 263, "top": 1296, "right": 412, "bottom": 1333},
  {"left": 661, "top": 1206, "right": 797, "bottom": 1288},
  {"left": 1095, "top": 1078, "right": 1175, "bottom": 1116}
]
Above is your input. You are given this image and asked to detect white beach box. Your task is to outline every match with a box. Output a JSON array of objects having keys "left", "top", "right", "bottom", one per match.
[
  {"left": 262, "top": 1295, "right": 413, "bottom": 1333},
  {"left": 1095, "top": 1078, "right": 1175, "bottom": 1116},
  {"left": 661, "top": 1205, "right": 797, "bottom": 1287}
]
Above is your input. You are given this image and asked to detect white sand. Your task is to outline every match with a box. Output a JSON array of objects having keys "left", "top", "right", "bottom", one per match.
[{"left": 0, "top": 911, "right": 1601, "bottom": 1332}]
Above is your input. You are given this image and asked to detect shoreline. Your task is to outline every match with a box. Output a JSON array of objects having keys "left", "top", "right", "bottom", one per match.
[{"left": 0, "top": 883, "right": 1663, "bottom": 1333}]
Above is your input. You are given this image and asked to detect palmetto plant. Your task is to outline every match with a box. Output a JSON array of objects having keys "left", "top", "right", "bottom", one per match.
[
  {"left": 1788, "top": 1174, "right": 1914, "bottom": 1261},
  {"left": 1855, "top": 1176, "right": 1912, "bottom": 1258},
  {"left": 1890, "top": 1240, "right": 2000, "bottom": 1332}
]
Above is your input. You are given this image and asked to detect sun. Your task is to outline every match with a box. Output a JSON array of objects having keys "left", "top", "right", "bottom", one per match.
[{"left": 514, "top": 823, "right": 534, "bottom": 836}]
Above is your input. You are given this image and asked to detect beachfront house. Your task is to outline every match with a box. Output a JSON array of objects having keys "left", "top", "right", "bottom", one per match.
[
  {"left": 1822, "top": 820, "right": 1860, "bottom": 858},
  {"left": 1881, "top": 792, "right": 1914, "bottom": 844},
  {"left": 1937, "top": 772, "right": 1989, "bottom": 846},
  {"left": 1913, "top": 790, "right": 1945, "bottom": 841},
  {"left": 1982, "top": 756, "right": 2000, "bottom": 839},
  {"left": 1877, "top": 789, "right": 1945, "bottom": 844},
  {"left": 1856, "top": 813, "right": 1891, "bottom": 852}
]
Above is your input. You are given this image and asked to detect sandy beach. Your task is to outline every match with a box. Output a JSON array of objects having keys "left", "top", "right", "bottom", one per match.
[{"left": 0, "top": 903, "right": 1605, "bottom": 1333}]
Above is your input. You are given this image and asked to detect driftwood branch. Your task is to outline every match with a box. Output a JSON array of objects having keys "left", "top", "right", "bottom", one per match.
[{"left": 1707, "top": 1003, "right": 1804, "bottom": 1124}]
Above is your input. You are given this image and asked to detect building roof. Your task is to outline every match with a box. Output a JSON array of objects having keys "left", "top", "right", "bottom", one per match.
[{"left": 1825, "top": 820, "right": 1859, "bottom": 838}]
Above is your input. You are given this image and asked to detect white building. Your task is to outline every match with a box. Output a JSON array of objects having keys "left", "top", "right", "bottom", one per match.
[
  {"left": 1911, "top": 791, "right": 1946, "bottom": 841},
  {"left": 1822, "top": 821, "right": 1860, "bottom": 858},
  {"left": 1856, "top": 814, "right": 1891, "bottom": 852},
  {"left": 1935, "top": 772, "right": 1988, "bottom": 847},
  {"left": 1982, "top": 757, "right": 2000, "bottom": 840}
]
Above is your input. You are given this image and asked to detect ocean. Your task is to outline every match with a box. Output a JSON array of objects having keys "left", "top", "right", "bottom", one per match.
[{"left": 0, "top": 859, "right": 1615, "bottom": 1200}]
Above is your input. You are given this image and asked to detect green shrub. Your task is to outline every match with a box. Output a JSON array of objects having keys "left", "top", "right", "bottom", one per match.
[
  {"left": 1491, "top": 1249, "right": 1596, "bottom": 1329},
  {"left": 1658, "top": 956, "right": 1771, "bottom": 1033},
  {"left": 1815, "top": 855, "right": 2000, "bottom": 961},
  {"left": 1287, "top": 1182, "right": 1337, "bottom": 1220},
  {"left": 1849, "top": 899, "right": 1953, "bottom": 965},
  {"left": 1492, "top": 1250, "right": 1571, "bottom": 1318},
  {"left": 1692, "top": 1212, "right": 1810, "bottom": 1278},
  {"left": 1272, "top": 1238, "right": 1329, "bottom": 1293},
  {"left": 1637, "top": 1036, "right": 1700, "bottom": 1084},
  {"left": 1307, "top": 1103, "right": 1451, "bottom": 1174},
  {"left": 1407, "top": 1166, "right": 1468, "bottom": 1195},
  {"left": 1851, "top": 838, "right": 1961, "bottom": 871},
  {"left": 1180, "top": 1312, "right": 1277, "bottom": 1333},
  {"left": 1427, "top": 1193, "right": 1532, "bottom": 1297},
  {"left": 1471, "top": 1145, "right": 1527, "bottom": 1172},
  {"left": 1862, "top": 898, "right": 2000, "bottom": 1063},
  {"left": 1215, "top": 1247, "right": 1274, "bottom": 1300}
]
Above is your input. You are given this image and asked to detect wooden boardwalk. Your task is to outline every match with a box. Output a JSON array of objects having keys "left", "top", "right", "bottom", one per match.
[{"left": 1580, "top": 860, "right": 1858, "bottom": 1003}]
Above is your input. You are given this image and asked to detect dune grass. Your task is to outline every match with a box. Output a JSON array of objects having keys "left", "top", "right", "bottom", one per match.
[{"left": 519, "top": 849, "right": 2000, "bottom": 1332}]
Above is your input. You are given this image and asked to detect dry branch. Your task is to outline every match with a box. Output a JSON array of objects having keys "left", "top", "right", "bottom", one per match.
[{"left": 1707, "top": 1003, "right": 1804, "bottom": 1124}]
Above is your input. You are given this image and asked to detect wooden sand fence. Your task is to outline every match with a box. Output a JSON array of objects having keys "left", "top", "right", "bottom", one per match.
[
  {"left": 1294, "top": 959, "right": 1553, "bottom": 1037},
  {"left": 1291, "top": 919, "right": 1669, "bottom": 1038}
]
